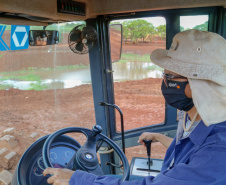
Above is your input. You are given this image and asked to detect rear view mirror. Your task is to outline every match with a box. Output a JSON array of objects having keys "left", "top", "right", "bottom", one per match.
[
  {"left": 29, "top": 30, "right": 59, "bottom": 46},
  {"left": 110, "top": 24, "right": 122, "bottom": 62}
]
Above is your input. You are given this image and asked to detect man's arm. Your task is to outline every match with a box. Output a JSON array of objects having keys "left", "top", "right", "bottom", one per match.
[{"left": 44, "top": 143, "right": 226, "bottom": 185}]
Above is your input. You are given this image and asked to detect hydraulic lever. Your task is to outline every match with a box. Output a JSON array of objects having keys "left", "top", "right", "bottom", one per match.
[
  {"left": 143, "top": 139, "right": 152, "bottom": 170},
  {"left": 137, "top": 139, "right": 160, "bottom": 173},
  {"left": 137, "top": 139, "right": 156, "bottom": 172}
]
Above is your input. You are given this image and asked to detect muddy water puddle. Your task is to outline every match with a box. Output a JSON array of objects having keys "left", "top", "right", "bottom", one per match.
[{"left": 0, "top": 62, "right": 163, "bottom": 90}]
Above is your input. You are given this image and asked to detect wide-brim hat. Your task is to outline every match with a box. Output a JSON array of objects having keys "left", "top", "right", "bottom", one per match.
[
  {"left": 150, "top": 29, "right": 226, "bottom": 126},
  {"left": 150, "top": 29, "right": 226, "bottom": 86}
]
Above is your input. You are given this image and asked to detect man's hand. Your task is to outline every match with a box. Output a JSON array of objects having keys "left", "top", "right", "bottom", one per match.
[
  {"left": 138, "top": 132, "right": 173, "bottom": 149},
  {"left": 43, "top": 168, "right": 75, "bottom": 185},
  {"left": 138, "top": 132, "right": 159, "bottom": 146}
]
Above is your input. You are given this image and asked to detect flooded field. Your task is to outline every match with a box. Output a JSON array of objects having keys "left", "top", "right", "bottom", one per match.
[{"left": 0, "top": 61, "right": 162, "bottom": 90}]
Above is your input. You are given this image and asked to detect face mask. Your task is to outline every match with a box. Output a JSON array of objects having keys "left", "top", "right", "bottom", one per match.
[{"left": 161, "top": 80, "right": 194, "bottom": 111}]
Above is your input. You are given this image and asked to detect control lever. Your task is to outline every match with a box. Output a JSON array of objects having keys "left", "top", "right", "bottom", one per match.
[
  {"left": 92, "top": 125, "right": 102, "bottom": 137},
  {"left": 143, "top": 139, "right": 152, "bottom": 170}
]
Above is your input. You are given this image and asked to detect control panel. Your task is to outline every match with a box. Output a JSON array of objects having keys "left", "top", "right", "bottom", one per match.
[
  {"left": 57, "top": 0, "right": 86, "bottom": 16},
  {"left": 130, "top": 157, "right": 163, "bottom": 177}
]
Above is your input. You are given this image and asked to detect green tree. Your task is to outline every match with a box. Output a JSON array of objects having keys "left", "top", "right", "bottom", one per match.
[
  {"left": 125, "top": 20, "right": 140, "bottom": 42},
  {"left": 180, "top": 26, "right": 185, "bottom": 32},
  {"left": 136, "top": 20, "right": 155, "bottom": 42},
  {"left": 122, "top": 21, "right": 131, "bottom": 42},
  {"left": 193, "top": 21, "right": 208, "bottom": 31},
  {"left": 122, "top": 19, "right": 155, "bottom": 43},
  {"left": 110, "top": 21, "right": 121, "bottom": 25},
  {"left": 156, "top": 25, "right": 166, "bottom": 39}
]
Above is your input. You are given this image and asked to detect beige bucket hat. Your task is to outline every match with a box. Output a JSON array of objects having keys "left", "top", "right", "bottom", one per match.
[
  {"left": 150, "top": 29, "right": 226, "bottom": 86},
  {"left": 150, "top": 29, "right": 226, "bottom": 126}
]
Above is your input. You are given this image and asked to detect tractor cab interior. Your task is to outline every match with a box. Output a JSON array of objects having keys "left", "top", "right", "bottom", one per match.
[{"left": 0, "top": 0, "right": 225, "bottom": 185}]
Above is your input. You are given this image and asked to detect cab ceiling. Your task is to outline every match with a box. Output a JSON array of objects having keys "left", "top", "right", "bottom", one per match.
[{"left": 0, "top": 0, "right": 225, "bottom": 25}]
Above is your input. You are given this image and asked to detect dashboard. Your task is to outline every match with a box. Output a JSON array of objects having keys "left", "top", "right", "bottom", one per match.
[
  {"left": 29, "top": 146, "right": 76, "bottom": 185},
  {"left": 13, "top": 135, "right": 81, "bottom": 185}
]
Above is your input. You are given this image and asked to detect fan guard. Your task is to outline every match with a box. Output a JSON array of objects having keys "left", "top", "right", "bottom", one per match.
[{"left": 68, "top": 25, "right": 97, "bottom": 54}]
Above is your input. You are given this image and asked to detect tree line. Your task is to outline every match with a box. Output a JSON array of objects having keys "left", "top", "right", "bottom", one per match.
[
  {"left": 112, "top": 19, "right": 208, "bottom": 44},
  {"left": 120, "top": 19, "right": 166, "bottom": 43}
]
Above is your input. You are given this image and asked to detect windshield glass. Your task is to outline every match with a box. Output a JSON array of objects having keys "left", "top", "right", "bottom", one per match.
[{"left": 0, "top": 22, "right": 95, "bottom": 157}]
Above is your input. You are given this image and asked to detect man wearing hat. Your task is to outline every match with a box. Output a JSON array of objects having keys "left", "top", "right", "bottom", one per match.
[{"left": 43, "top": 29, "right": 226, "bottom": 185}]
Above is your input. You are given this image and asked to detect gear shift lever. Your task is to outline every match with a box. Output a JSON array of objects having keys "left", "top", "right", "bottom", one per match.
[
  {"left": 143, "top": 139, "right": 152, "bottom": 170},
  {"left": 137, "top": 139, "right": 160, "bottom": 173}
]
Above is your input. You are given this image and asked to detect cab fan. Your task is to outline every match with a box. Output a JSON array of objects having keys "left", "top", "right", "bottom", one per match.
[{"left": 68, "top": 25, "right": 97, "bottom": 54}]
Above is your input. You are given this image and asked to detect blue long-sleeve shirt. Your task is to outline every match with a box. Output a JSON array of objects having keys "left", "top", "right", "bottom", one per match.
[{"left": 69, "top": 120, "right": 226, "bottom": 185}]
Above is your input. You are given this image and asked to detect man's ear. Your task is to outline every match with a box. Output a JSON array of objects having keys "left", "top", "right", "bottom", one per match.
[{"left": 185, "top": 84, "right": 192, "bottom": 98}]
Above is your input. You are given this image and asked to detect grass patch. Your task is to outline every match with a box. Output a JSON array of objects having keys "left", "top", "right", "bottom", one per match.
[
  {"left": 117, "top": 59, "right": 128, "bottom": 63},
  {"left": 0, "top": 81, "right": 48, "bottom": 91},
  {"left": 0, "top": 64, "right": 89, "bottom": 90},
  {"left": 0, "top": 84, "right": 14, "bottom": 90},
  {"left": 117, "top": 53, "right": 163, "bottom": 71},
  {"left": 0, "top": 65, "right": 89, "bottom": 90},
  {"left": 118, "top": 53, "right": 151, "bottom": 63},
  {"left": 27, "top": 81, "right": 48, "bottom": 91},
  {"left": 55, "top": 65, "right": 88, "bottom": 70},
  {"left": 147, "top": 65, "right": 163, "bottom": 71},
  {"left": 0, "top": 74, "right": 41, "bottom": 81},
  {"left": 0, "top": 65, "right": 89, "bottom": 76}
]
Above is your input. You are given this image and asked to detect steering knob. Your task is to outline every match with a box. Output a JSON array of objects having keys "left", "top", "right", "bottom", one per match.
[{"left": 92, "top": 125, "right": 102, "bottom": 137}]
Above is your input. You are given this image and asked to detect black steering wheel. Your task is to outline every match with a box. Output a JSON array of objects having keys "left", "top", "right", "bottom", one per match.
[{"left": 42, "top": 125, "right": 130, "bottom": 181}]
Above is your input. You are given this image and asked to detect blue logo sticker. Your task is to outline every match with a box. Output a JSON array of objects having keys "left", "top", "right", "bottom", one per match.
[
  {"left": 11, "top": 25, "right": 30, "bottom": 50},
  {"left": 0, "top": 26, "right": 10, "bottom": 51},
  {"left": 85, "top": 154, "right": 93, "bottom": 160}
]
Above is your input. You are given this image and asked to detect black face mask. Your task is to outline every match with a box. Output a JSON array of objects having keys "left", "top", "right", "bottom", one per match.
[{"left": 161, "top": 80, "right": 194, "bottom": 111}]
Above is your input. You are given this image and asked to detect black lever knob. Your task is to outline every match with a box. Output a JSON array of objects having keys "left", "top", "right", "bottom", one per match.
[
  {"left": 143, "top": 139, "right": 152, "bottom": 157},
  {"left": 92, "top": 125, "right": 102, "bottom": 137},
  {"left": 143, "top": 139, "right": 152, "bottom": 170}
]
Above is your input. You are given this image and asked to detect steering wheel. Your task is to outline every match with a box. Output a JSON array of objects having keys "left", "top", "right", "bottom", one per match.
[{"left": 42, "top": 125, "right": 130, "bottom": 181}]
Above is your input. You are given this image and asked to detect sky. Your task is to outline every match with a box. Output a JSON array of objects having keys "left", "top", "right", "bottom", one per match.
[
  {"left": 112, "top": 15, "right": 209, "bottom": 29},
  {"left": 180, "top": 15, "right": 208, "bottom": 29}
]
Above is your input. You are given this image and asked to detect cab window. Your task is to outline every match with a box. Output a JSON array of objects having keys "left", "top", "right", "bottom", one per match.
[
  {"left": 111, "top": 17, "right": 166, "bottom": 132},
  {"left": 180, "top": 15, "right": 209, "bottom": 31},
  {"left": 0, "top": 22, "right": 95, "bottom": 154}
]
